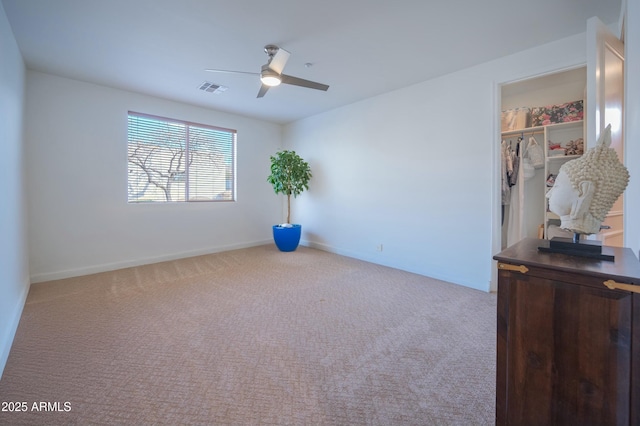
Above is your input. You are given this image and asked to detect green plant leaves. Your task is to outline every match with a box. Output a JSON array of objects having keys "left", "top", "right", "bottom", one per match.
[{"left": 267, "top": 150, "right": 312, "bottom": 197}]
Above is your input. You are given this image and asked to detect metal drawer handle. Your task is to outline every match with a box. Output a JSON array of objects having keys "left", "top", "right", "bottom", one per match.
[
  {"left": 497, "top": 263, "right": 529, "bottom": 274},
  {"left": 603, "top": 279, "right": 640, "bottom": 294}
]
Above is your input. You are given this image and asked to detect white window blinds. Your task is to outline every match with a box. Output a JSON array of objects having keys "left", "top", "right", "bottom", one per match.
[{"left": 127, "top": 112, "right": 236, "bottom": 203}]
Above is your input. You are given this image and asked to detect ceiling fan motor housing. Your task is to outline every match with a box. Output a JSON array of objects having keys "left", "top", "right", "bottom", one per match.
[{"left": 264, "top": 44, "right": 280, "bottom": 60}]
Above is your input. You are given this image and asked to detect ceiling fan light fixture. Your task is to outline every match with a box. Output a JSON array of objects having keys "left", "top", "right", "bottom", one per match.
[
  {"left": 261, "top": 75, "right": 281, "bottom": 86},
  {"left": 260, "top": 68, "right": 281, "bottom": 87}
]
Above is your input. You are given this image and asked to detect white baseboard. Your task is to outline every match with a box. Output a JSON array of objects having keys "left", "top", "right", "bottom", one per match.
[
  {"left": 0, "top": 279, "right": 30, "bottom": 380},
  {"left": 302, "top": 240, "right": 377, "bottom": 263},
  {"left": 301, "top": 240, "right": 489, "bottom": 292},
  {"left": 30, "top": 239, "right": 273, "bottom": 283}
]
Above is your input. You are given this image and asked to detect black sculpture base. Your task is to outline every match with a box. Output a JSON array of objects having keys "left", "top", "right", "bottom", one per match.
[{"left": 538, "top": 236, "right": 615, "bottom": 261}]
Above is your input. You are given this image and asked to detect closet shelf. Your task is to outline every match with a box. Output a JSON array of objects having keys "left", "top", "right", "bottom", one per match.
[
  {"left": 501, "top": 126, "right": 545, "bottom": 137},
  {"left": 547, "top": 154, "right": 581, "bottom": 162}
]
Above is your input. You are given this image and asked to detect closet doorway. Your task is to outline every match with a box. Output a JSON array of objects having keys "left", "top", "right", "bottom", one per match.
[{"left": 500, "top": 67, "right": 587, "bottom": 250}]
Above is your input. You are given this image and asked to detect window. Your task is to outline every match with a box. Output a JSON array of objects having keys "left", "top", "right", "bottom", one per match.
[{"left": 127, "top": 112, "right": 236, "bottom": 203}]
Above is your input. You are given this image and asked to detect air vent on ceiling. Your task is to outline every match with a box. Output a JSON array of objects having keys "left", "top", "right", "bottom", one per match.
[{"left": 198, "top": 81, "right": 228, "bottom": 94}]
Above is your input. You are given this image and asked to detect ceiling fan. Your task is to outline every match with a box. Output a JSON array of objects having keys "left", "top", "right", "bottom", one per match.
[{"left": 206, "top": 45, "right": 329, "bottom": 98}]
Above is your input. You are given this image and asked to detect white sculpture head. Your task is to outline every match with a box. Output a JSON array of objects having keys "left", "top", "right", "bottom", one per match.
[{"left": 546, "top": 124, "right": 629, "bottom": 235}]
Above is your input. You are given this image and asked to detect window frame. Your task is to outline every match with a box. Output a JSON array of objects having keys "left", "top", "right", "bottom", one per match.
[{"left": 127, "top": 111, "right": 237, "bottom": 203}]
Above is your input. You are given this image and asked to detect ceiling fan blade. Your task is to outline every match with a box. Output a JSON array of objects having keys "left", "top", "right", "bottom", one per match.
[
  {"left": 280, "top": 74, "right": 329, "bottom": 91},
  {"left": 268, "top": 48, "right": 290, "bottom": 74},
  {"left": 205, "top": 69, "right": 259, "bottom": 76},
  {"left": 257, "top": 84, "right": 270, "bottom": 98}
]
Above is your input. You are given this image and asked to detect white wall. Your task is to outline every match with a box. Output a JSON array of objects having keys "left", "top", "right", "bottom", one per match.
[
  {"left": 625, "top": 0, "right": 640, "bottom": 256},
  {"left": 285, "top": 34, "right": 588, "bottom": 292},
  {"left": 0, "top": 3, "right": 29, "bottom": 378},
  {"left": 26, "top": 72, "right": 283, "bottom": 282}
]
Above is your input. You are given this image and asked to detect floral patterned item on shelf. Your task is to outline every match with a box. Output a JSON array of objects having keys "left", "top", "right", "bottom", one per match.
[
  {"left": 565, "top": 138, "right": 584, "bottom": 156},
  {"left": 531, "top": 100, "right": 583, "bottom": 126}
]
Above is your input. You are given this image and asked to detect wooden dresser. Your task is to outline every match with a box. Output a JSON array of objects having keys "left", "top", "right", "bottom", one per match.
[{"left": 493, "top": 238, "right": 640, "bottom": 425}]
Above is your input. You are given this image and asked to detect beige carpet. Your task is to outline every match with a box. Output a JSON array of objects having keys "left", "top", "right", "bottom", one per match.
[{"left": 0, "top": 245, "right": 496, "bottom": 425}]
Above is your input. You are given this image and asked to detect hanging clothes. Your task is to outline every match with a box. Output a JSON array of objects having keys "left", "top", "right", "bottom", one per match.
[
  {"left": 508, "top": 140, "right": 520, "bottom": 187},
  {"left": 527, "top": 135, "right": 544, "bottom": 168},
  {"left": 501, "top": 140, "right": 512, "bottom": 206},
  {"left": 501, "top": 140, "right": 513, "bottom": 227},
  {"left": 507, "top": 138, "right": 526, "bottom": 246}
]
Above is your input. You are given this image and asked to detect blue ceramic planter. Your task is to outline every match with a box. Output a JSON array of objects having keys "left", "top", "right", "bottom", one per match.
[{"left": 272, "top": 224, "right": 302, "bottom": 252}]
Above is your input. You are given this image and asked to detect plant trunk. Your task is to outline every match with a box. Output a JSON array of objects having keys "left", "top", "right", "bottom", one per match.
[{"left": 287, "top": 193, "right": 291, "bottom": 224}]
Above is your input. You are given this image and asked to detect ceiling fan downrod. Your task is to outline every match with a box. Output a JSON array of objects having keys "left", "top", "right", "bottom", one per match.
[{"left": 264, "top": 44, "right": 280, "bottom": 63}]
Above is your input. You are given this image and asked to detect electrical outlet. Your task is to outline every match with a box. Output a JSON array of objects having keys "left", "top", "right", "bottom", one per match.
[{"left": 376, "top": 244, "right": 383, "bottom": 252}]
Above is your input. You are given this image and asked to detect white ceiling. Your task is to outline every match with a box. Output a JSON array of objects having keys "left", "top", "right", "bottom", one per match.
[{"left": 2, "top": 0, "right": 621, "bottom": 124}]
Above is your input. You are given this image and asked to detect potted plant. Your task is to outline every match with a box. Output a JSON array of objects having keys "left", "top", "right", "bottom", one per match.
[{"left": 267, "top": 150, "right": 312, "bottom": 252}]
